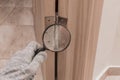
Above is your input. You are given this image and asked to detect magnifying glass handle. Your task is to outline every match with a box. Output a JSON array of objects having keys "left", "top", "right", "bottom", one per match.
[{"left": 34, "top": 47, "right": 46, "bottom": 56}]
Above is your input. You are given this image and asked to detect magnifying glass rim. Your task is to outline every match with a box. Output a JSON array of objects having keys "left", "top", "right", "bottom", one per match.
[{"left": 42, "top": 24, "right": 71, "bottom": 52}]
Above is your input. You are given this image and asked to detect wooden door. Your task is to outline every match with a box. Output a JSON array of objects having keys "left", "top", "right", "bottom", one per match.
[
  {"left": 58, "top": 0, "right": 104, "bottom": 80},
  {"left": 33, "top": 0, "right": 104, "bottom": 80},
  {"left": 33, "top": 0, "right": 55, "bottom": 80}
]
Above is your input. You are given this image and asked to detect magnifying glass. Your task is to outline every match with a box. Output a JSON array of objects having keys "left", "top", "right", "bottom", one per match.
[{"left": 35, "top": 24, "right": 71, "bottom": 54}]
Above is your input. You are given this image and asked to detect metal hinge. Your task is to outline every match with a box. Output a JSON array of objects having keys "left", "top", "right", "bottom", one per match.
[{"left": 45, "top": 16, "right": 67, "bottom": 28}]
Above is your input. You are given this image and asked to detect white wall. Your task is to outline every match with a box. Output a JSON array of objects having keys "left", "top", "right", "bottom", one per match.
[{"left": 93, "top": 0, "right": 120, "bottom": 80}]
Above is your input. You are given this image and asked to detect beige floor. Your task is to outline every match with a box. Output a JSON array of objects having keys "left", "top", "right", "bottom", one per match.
[{"left": 0, "top": 0, "right": 42, "bottom": 79}]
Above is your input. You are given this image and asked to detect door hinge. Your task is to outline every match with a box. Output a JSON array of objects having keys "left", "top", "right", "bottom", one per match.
[{"left": 45, "top": 16, "right": 67, "bottom": 28}]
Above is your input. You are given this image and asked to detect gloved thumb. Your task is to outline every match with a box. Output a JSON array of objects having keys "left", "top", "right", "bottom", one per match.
[{"left": 28, "top": 51, "right": 47, "bottom": 73}]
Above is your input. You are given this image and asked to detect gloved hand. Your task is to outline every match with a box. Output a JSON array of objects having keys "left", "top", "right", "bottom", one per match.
[{"left": 0, "top": 41, "right": 47, "bottom": 80}]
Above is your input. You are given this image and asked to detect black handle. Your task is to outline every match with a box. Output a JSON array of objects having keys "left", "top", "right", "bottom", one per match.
[{"left": 34, "top": 47, "right": 46, "bottom": 57}]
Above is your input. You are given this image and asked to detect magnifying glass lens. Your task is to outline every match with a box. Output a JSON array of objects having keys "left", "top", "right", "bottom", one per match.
[{"left": 43, "top": 24, "right": 71, "bottom": 52}]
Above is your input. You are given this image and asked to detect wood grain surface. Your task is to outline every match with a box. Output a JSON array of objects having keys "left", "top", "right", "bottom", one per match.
[
  {"left": 58, "top": 0, "right": 104, "bottom": 80},
  {"left": 32, "top": 0, "right": 55, "bottom": 80}
]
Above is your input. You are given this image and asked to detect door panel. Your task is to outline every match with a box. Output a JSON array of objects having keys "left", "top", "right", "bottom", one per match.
[
  {"left": 33, "top": 0, "right": 55, "bottom": 80},
  {"left": 58, "top": 0, "right": 104, "bottom": 80},
  {"left": 58, "top": 0, "right": 76, "bottom": 80}
]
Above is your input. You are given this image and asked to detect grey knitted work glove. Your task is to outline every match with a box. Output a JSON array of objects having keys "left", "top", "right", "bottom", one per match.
[{"left": 0, "top": 41, "right": 47, "bottom": 80}]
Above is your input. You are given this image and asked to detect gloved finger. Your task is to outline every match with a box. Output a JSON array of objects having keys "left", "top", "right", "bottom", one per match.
[
  {"left": 12, "top": 41, "right": 43, "bottom": 63},
  {"left": 28, "top": 51, "right": 47, "bottom": 73},
  {"left": 22, "top": 41, "right": 43, "bottom": 62}
]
